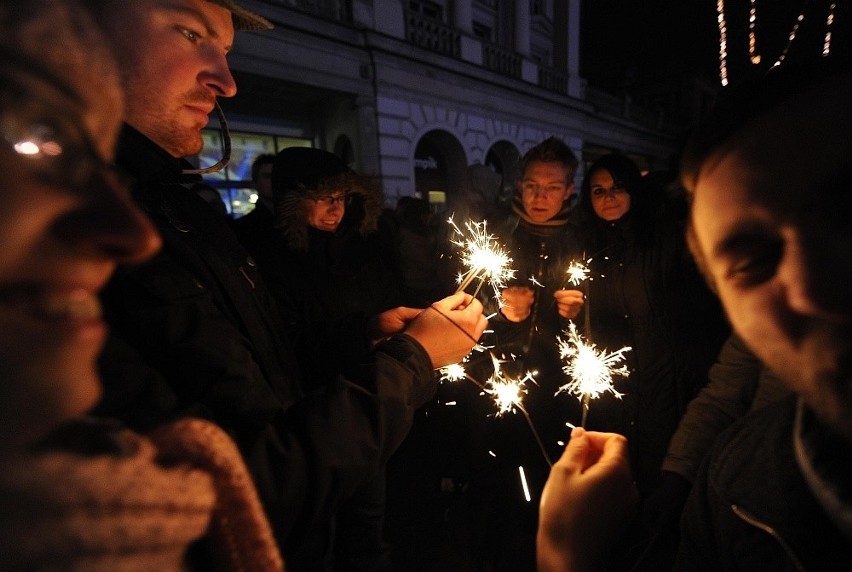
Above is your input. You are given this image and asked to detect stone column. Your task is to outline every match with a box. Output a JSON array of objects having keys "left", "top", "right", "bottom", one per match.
[
  {"left": 554, "top": 0, "right": 584, "bottom": 98},
  {"left": 454, "top": 0, "right": 473, "bottom": 33},
  {"left": 514, "top": 1, "right": 530, "bottom": 56}
]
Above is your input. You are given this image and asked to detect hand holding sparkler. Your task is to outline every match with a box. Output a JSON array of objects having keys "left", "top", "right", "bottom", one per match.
[
  {"left": 553, "top": 289, "right": 584, "bottom": 320},
  {"left": 555, "top": 258, "right": 590, "bottom": 323},
  {"left": 537, "top": 428, "right": 637, "bottom": 572},
  {"left": 406, "top": 292, "right": 487, "bottom": 369},
  {"left": 367, "top": 306, "right": 423, "bottom": 346},
  {"left": 500, "top": 285, "right": 535, "bottom": 322}
]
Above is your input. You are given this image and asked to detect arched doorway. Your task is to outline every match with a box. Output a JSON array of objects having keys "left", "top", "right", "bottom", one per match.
[
  {"left": 413, "top": 130, "right": 467, "bottom": 213},
  {"left": 333, "top": 134, "right": 356, "bottom": 170},
  {"left": 485, "top": 140, "right": 521, "bottom": 209}
]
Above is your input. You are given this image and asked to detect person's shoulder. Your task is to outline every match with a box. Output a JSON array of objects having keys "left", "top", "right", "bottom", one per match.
[{"left": 703, "top": 396, "right": 799, "bottom": 501}]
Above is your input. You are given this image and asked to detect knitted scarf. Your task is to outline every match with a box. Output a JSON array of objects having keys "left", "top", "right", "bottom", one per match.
[{"left": 0, "top": 418, "right": 284, "bottom": 572}]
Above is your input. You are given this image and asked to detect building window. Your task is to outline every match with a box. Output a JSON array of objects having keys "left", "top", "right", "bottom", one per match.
[
  {"left": 472, "top": 21, "right": 493, "bottom": 41},
  {"left": 408, "top": 0, "right": 443, "bottom": 21},
  {"left": 194, "top": 129, "right": 312, "bottom": 217}
]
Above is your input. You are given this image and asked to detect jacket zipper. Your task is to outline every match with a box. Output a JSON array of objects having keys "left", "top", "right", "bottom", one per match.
[{"left": 731, "top": 504, "right": 807, "bottom": 571}]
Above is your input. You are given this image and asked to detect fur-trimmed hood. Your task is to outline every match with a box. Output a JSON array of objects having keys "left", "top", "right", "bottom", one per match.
[{"left": 271, "top": 148, "right": 384, "bottom": 251}]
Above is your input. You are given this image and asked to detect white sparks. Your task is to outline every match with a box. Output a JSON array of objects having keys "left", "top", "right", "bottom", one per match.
[
  {"left": 483, "top": 354, "right": 536, "bottom": 416},
  {"left": 565, "top": 259, "right": 591, "bottom": 286},
  {"left": 439, "top": 362, "right": 468, "bottom": 383},
  {"left": 556, "top": 323, "right": 631, "bottom": 401},
  {"left": 519, "top": 466, "right": 531, "bottom": 502},
  {"left": 448, "top": 216, "right": 515, "bottom": 299}
]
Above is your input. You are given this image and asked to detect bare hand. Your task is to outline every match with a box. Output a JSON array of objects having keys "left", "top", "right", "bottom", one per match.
[
  {"left": 553, "top": 289, "right": 584, "bottom": 320},
  {"left": 500, "top": 286, "right": 535, "bottom": 322},
  {"left": 537, "top": 428, "right": 638, "bottom": 572},
  {"left": 368, "top": 306, "right": 423, "bottom": 345},
  {"left": 404, "top": 292, "right": 488, "bottom": 368}
]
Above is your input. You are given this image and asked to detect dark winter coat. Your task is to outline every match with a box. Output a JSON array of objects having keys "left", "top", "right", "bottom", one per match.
[
  {"left": 265, "top": 175, "right": 402, "bottom": 390},
  {"left": 96, "top": 125, "right": 436, "bottom": 570},
  {"left": 677, "top": 397, "right": 852, "bottom": 570},
  {"left": 663, "top": 333, "right": 792, "bottom": 483}
]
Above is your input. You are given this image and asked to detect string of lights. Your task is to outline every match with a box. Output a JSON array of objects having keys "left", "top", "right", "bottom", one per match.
[
  {"left": 717, "top": 0, "right": 729, "bottom": 86},
  {"left": 749, "top": 0, "right": 761, "bottom": 63},
  {"left": 824, "top": 1, "right": 837, "bottom": 56},
  {"left": 718, "top": 0, "right": 838, "bottom": 84}
]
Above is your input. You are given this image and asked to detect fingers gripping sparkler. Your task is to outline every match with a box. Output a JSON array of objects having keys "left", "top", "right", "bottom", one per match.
[{"left": 557, "top": 322, "right": 631, "bottom": 428}]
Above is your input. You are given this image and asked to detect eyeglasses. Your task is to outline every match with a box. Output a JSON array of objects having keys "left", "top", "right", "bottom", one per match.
[
  {"left": 521, "top": 181, "right": 568, "bottom": 196},
  {"left": 1, "top": 90, "right": 126, "bottom": 194},
  {"left": 312, "top": 193, "right": 349, "bottom": 207},
  {"left": 590, "top": 185, "right": 627, "bottom": 199}
]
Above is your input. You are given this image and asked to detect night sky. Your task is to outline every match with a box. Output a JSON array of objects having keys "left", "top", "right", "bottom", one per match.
[{"left": 580, "top": 0, "right": 850, "bottom": 89}]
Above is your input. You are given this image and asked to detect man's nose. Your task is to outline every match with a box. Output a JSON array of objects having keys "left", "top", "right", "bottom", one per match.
[
  {"left": 200, "top": 48, "right": 237, "bottom": 98},
  {"left": 779, "top": 229, "right": 852, "bottom": 321}
]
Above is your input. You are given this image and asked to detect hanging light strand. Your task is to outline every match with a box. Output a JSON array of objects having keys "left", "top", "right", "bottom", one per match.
[
  {"left": 717, "top": 0, "right": 729, "bottom": 85},
  {"left": 749, "top": 0, "right": 762, "bottom": 63},
  {"left": 772, "top": 3, "right": 806, "bottom": 69},
  {"left": 824, "top": 1, "right": 837, "bottom": 56}
]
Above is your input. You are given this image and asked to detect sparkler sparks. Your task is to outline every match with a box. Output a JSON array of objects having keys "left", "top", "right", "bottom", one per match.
[
  {"left": 564, "top": 259, "right": 591, "bottom": 286},
  {"left": 438, "top": 362, "right": 468, "bottom": 383},
  {"left": 483, "top": 354, "right": 534, "bottom": 416},
  {"left": 448, "top": 216, "right": 515, "bottom": 299},
  {"left": 482, "top": 354, "right": 552, "bottom": 466},
  {"left": 557, "top": 323, "right": 631, "bottom": 426}
]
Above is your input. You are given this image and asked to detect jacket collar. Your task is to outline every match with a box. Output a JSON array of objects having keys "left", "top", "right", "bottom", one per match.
[{"left": 115, "top": 124, "right": 199, "bottom": 187}]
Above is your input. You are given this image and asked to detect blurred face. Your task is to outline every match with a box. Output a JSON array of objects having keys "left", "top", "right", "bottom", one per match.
[
  {"left": 589, "top": 169, "right": 631, "bottom": 221},
  {"left": 102, "top": 0, "right": 237, "bottom": 157},
  {"left": 520, "top": 160, "right": 574, "bottom": 223},
  {"left": 690, "top": 74, "right": 852, "bottom": 441},
  {"left": 255, "top": 162, "right": 274, "bottom": 204},
  {"left": 0, "top": 57, "right": 161, "bottom": 452},
  {"left": 305, "top": 193, "right": 346, "bottom": 232}
]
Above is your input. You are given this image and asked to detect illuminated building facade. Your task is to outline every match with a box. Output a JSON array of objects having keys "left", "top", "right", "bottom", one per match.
[{"left": 202, "top": 0, "right": 691, "bottom": 213}]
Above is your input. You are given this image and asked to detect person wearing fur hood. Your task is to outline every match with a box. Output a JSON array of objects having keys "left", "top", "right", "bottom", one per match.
[{"left": 261, "top": 147, "right": 404, "bottom": 569}]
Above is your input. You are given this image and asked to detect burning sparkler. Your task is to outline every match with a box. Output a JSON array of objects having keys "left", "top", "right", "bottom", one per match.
[
  {"left": 483, "top": 354, "right": 552, "bottom": 467},
  {"left": 484, "top": 368, "right": 531, "bottom": 417},
  {"left": 556, "top": 322, "right": 631, "bottom": 427},
  {"left": 448, "top": 216, "right": 515, "bottom": 300},
  {"left": 564, "top": 259, "right": 591, "bottom": 287}
]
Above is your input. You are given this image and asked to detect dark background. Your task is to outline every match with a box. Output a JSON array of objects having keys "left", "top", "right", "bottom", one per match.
[{"left": 580, "top": 0, "right": 851, "bottom": 89}]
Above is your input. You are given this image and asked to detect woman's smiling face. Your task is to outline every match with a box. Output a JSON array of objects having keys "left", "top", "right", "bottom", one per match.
[{"left": 0, "top": 3, "right": 160, "bottom": 453}]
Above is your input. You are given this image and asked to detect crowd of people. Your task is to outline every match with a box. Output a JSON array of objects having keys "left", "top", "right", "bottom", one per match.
[{"left": 1, "top": 0, "right": 850, "bottom": 571}]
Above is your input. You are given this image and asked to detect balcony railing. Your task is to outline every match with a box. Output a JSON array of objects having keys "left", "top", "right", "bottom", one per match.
[
  {"left": 482, "top": 42, "right": 521, "bottom": 78},
  {"left": 267, "top": 0, "right": 352, "bottom": 22},
  {"left": 405, "top": 11, "right": 460, "bottom": 58}
]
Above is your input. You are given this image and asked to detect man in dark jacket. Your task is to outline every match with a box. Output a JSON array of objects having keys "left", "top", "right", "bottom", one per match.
[
  {"left": 90, "top": 1, "right": 487, "bottom": 569},
  {"left": 453, "top": 136, "right": 586, "bottom": 570},
  {"left": 537, "top": 57, "right": 852, "bottom": 571},
  {"left": 674, "top": 57, "right": 852, "bottom": 571}
]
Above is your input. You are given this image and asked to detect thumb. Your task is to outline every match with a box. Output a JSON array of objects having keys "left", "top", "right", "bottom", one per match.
[
  {"left": 438, "top": 291, "right": 471, "bottom": 310},
  {"left": 396, "top": 306, "right": 423, "bottom": 321},
  {"left": 559, "top": 427, "right": 590, "bottom": 473}
]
